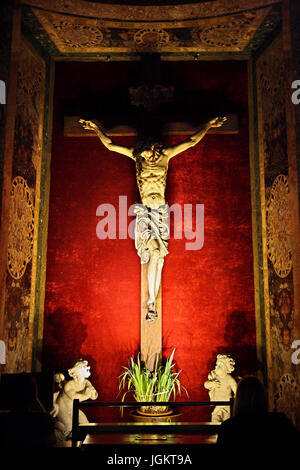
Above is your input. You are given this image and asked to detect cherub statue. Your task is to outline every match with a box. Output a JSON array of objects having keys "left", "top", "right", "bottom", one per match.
[
  {"left": 204, "top": 354, "right": 237, "bottom": 423},
  {"left": 51, "top": 359, "right": 98, "bottom": 440}
]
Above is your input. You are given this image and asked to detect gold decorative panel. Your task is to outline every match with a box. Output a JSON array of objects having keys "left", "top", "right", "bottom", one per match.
[
  {"left": 274, "top": 374, "right": 300, "bottom": 426},
  {"left": 33, "top": 11, "right": 105, "bottom": 53},
  {"left": 7, "top": 176, "right": 35, "bottom": 280},
  {"left": 32, "top": 7, "right": 270, "bottom": 54},
  {"left": 256, "top": 31, "right": 299, "bottom": 426},
  {"left": 134, "top": 28, "right": 170, "bottom": 47},
  {"left": 191, "top": 11, "right": 268, "bottom": 52},
  {"left": 21, "top": 0, "right": 280, "bottom": 23},
  {"left": 3, "top": 38, "right": 46, "bottom": 373},
  {"left": 266, "top": 174, "right": 292, "bottom": 278}
]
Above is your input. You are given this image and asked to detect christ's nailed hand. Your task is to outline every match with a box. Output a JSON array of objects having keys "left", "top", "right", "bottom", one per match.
[
  {"left": 79, "top": 119, "right": 98, "bottom": 131},
  {"left": 209, "top": 116, "right": 227, "bottom": 128}
]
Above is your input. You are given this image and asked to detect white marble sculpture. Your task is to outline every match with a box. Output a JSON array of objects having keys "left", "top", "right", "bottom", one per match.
[
  {"left": 79, "top": 117, "right": 226, "bottom": 322},
  {"left": 204, "top": 354, "right": 237, "bottom": 423},
  {"left": 51, "top": 359, "right": 98, "bottom": 440}
]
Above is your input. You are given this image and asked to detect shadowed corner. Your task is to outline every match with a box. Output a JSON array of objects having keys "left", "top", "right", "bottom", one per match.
[
  {"left": 207, "top": 310, "right": 258, "bottom": 381},
  {"left": 42, "top": 308, "right": 89, "bottom": 373}
]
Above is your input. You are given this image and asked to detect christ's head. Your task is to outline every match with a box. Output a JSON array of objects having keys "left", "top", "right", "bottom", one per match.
[
  {"left": 134, "top": 138, "right": 163, "bottom": 163},
  {"left": 141, "top": 145, "right": 161, "bottom": 162}
]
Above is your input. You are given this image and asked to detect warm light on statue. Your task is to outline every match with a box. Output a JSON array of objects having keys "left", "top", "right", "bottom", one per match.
[
  {"left": 204, "top": 354, "right": 237, "bottom": 423},
  {"left": 51, "top": 359, "right": 98, "bottom": 440}
]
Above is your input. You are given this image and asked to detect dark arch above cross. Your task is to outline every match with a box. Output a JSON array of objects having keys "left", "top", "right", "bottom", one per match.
[{"left": 63, "top": 54, "right": 239, "bottom": 139}]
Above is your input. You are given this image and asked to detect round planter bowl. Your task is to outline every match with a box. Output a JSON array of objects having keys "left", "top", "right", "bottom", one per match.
[{"left": 137, "top": 406, "right": 173, "bottom": 416}]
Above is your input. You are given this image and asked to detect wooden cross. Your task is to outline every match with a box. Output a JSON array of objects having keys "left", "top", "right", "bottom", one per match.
[{"left": 65, "top": 114, "right": 238, "bottom": 137}]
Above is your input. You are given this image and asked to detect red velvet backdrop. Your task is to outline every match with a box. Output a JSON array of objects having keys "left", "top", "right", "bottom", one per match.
[{"left": 43, "top": 61, "right": 257, "bottom": 419}]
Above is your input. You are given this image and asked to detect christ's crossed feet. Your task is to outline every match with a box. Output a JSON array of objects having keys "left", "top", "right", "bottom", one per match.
[{"left": 146, "top": 303, "right": 158, "bottom": 322}]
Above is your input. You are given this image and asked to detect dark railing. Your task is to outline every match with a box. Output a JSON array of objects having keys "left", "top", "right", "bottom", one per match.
[{"left": 72, "top": 400, "right": 233, "bottom": 442}]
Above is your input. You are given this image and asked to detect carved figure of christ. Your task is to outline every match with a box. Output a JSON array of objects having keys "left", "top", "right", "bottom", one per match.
[{"left": 80, "top": 117, "right": 226, "bottom": 325}]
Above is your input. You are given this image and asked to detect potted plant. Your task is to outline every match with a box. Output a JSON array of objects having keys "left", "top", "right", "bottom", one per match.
[{"left": 119, "top": 349, "right": 188, "bottom": 415}]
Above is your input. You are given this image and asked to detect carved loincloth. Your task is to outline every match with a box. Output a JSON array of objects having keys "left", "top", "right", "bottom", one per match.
[{"left": 134, "top": 204, "right": 169, "bottom": 264}]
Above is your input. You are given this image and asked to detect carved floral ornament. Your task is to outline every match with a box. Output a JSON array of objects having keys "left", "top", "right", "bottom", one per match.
[
  {"left": 266, "top": 174, "right": 292, "bottom": 278},
  {"left": 52, "top": 20, "right": 104, "bottom": 49},
  {"left": 17, "top": 52, "right": 43, "bottom": 97},
  {"left": 134, "top": 28, "right": 170, "bottom": 47},
  {"left": 192, "top": 11, "right": 260, "bottom": 51},
  {"left": 7, "top": 176, "right": 35, "bottom": 280},
  {"left": 274, "top": 374, "right": 299, "bottom": 424}
]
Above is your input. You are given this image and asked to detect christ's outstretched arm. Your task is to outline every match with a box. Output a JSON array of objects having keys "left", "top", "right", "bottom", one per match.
[
  {"left": 165, "top": 116, "right": 227, "bottom": 160},
  {"left": 79, "top": 119, "right": 135, "bottom": 160}
]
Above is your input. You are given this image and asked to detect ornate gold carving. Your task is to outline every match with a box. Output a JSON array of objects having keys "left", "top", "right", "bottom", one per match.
[
  {"left": 25, "top": 1, "right": 279, "bottom": 23},
  {"left": 32, "top": 6, "right": 270, "bottom": 54},
  {"left": 255, "top": 33, "right": 299, "bottom": 421},
  {"left": 15, "top": 39, "right": 46, "bottom": 172},
  {"left": 52, "top": 20, "right": 104, "bottom": 49},
  {"left": 17, "top": 52, "right": 43, "bottom": 98},
  {"left": 266, "top": 175, "right": 292, "bottom": 278},
  {"left": 7, "top": 176, "right": 35, "bottom": 280},
  {"left": 192, "top": 11, "right": 267, "bottom": 52},
  {"left": 33, "top": 10, "right": 104, "bottom": 52},
  {"left": 134, "top": 28, "right": 169, "bottom": 47},
  {"left": 271, "top": 283, "right": 294, "bottom": 350},
  {"left": 3, "top": 38, "right": 46, "bottom": 373},
  {"left": 257, "top": 34, "right": 287, "bottom": 168},
  {"left": 274, "top": 374, "right": 299, "bottom": 426}
]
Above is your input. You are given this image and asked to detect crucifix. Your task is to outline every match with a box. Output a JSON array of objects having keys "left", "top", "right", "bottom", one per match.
[{"left": 64, "top": 56, "right": 238, "bottom": 371}]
